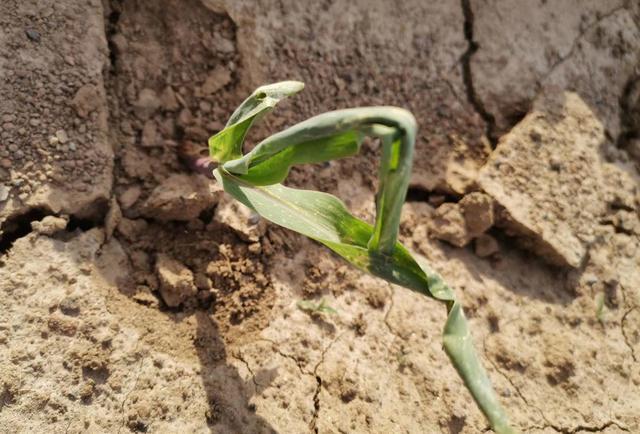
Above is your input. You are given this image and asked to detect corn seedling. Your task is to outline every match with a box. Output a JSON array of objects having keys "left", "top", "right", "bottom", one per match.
[
  {"left": 202, "top": 81, "right": 516, "bottom": 433},
  {"left": 297, "top": 298, "right": 338, "bottom": 315}
]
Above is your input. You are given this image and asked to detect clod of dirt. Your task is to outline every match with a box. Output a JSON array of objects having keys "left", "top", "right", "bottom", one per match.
[
  {"left": 140, "top": 120, "right": 160, "bottom": 148},
  {"left": 474, "top": 233, "right": 499, "bottom": 258},
  {"left": 0, "top": 184, "right": 9, "bottom": 202},
  {"left": 429, "top": 204, "right": 468, "bottom": 247},
  {"left": 479, "top": 91, "right": 608, "bottom": 268},
  {"left": 460, "top": 192, "right": 494, "bottom": 234},
  {"left": 141, "top": 174, "right": 220, "bottom": 221},
  {"left": 30, "top": 215, "right": 68, "bottom": 236},
  {"left": 155, "top": 253, "right": 197, "bottom": 307},
  {"left": 71, "top": 84, "right": 101, "bottom": 118},
  {"left": 118, "top": 185, "right": 142, "bottom": 210},
  {"left": 133, "top": 88, "right": 161, "bottom": 120},
  {"left": 428, "top": 192, "right": 494, "bottom": 247},
  {"left": 201, "top": 66, "right": 232, "bottom": 95}
]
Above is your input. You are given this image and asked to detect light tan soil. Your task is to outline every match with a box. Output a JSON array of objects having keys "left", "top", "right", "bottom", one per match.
[{"left": 1, "top": 1, "right": 639, "bottom": 433}]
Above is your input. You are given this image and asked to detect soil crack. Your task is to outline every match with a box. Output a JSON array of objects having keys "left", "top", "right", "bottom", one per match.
[
  {"left": 544, "top": 421, "right": 630, "bottom": 433},
  {"left": 541, "top": 4, "right": 628, "bottom": 84},
  {"left": 231, "top": 351, "right": 259, "bottom": 389},
  {"left": 460, "top": 0, "right": 497, "bottom": 146},
  {"left": 309, "top": 332, "right": 347, "bottom": 434},
  {"left": 621, "top": 307, "right": 638, "bottom": 362},
  {"left": 254, "top": 338, "right": 311, "bottom": 376},
  {"left": 620, "top": 284, "right": 638, "bottom": 362},
  {"left": 118, "top": 349, "right": 146, "bottom": 434},
  {"left": 483, "top": 335, "right": 630, "bottom": 433},
  {"left": 105, "top": 0, "right": 124, "bottom": 70}
]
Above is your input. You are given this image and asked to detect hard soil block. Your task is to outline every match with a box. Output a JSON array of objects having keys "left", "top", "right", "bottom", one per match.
[
  {"left": 479, "top": 92, "right": 608, "bottom": 268},
  {"left": 0, "top": 0, "right": 112, "bottom": 226}
]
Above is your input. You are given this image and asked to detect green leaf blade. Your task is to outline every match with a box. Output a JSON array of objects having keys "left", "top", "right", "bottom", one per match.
[{"left": 208, "top": 81, "right": 304, "bottom": 164}]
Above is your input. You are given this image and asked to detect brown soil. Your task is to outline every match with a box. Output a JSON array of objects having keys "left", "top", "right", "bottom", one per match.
[{"left": 1, "top": 1, "right": 639, "bottom": 433}]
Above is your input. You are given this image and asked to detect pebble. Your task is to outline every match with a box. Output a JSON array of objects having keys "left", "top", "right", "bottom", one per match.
[
  {"left": 141, "top": 120, "right": 158, "bottom": 147},
  {"left": 69, "top": 142, "right": 77, "bottom": 151},
  {"left": 217, "top": 37, "right": 235, "bottom": 53},
  {"left": 201, "top": 67, "right": 231, "bottom": 95},
  {"left": 0, "top": 184, "right": 9, "bottom": 201},
  {"left": 474, "top": 234, "right": 500, "bottom": 258},
  {"left": 25, "top": 28, "right": 41, "bottom": 42},
  {"left": 56, "top": 129, "right": 68, "bottom": 144},
  {"left": 118, "top": 185, "right": 142, "bottom": 209},
  {"left": 133, "top": 88, "right": 161, "bottom": 119},
  {"left": 0, "top": 158, "right": 12, "bottom": 168},
  {"left": 160, "top": 86, "right": 179, "bottom": 111}
]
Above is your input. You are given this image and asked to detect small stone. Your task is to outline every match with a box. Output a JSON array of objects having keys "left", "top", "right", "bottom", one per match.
[
  {"left": 59, "top": 297, "right": 80, "bottom": 316},
  {"left": 155, "top": 254, "right": 197, "bottom": 307},
  {"left": 428, "top": 203, "right": 470, "bottom": 247},
  {"left": 248, "top": 242, "right": 261, "bottom": 254},
  {"left": 31, "top": 215, "right": 68, "bottom": 236},
  {"left": 55, "top": 129, "right": 68, "bottom": 144},
  {"left": 110, "top": 33, "right": 128, "bottom": 54},
  {"left": 133, "top": 89, "right": 161, "bottom": 119},
  {"left": 72, "top": 84, "right": 100, "bottom": 118},
  {"left": 25, "top": 28, "right": 41, "bottom": 42},
  {"left": 69, "top": 142, "right": 77, "bottom": 151},
  {"left": 141, "top": 174, "right": 220, "bottom": 221},
  {"left": 140, "top": 120, "right": 159, "bottom": 147},
  {"left": 201, "top": 67, "right": 231, "bottom": 95},
  {"left": 0, "top": 158, "right": 10, "bottom": 168},
  {"left": 194, "top": 273, "right": 211, "bottom": 291},
  {"left": 475, "top": 234, "right": 499, "bottom": 258},
  {"left": 217, "top": 37, "right": 235, "bottom": 53},
  {"left": 118, "top": 185, "right": 142, "bottom": 209},
  {"left": 0, "top": 184, "right": 9, "bottom": 201},
  {"left": 160, "top": 86, "right": 179, "bottom": 111},
  {"left": 177, "top": 108, "right": 193, "bottom": 127},
  {"left": 460, "top": 192, "right": 494, "bottom": 235}
]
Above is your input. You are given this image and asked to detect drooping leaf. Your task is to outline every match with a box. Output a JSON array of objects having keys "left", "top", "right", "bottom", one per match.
[
  {"left": 214, "top": 168, "right": 515, "bottom": 433},
  {"left": 209, "top": 82, "right": 517, "bottom": 434},
  {"left": 208, "top": 81, "right": 304, "bottom": 164}
]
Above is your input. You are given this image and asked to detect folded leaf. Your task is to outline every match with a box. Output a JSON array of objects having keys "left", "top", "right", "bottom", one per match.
[
  {"left": 209, "top": 82, "right": 517, "bottom": 433},
  {"left": 208, "top": 81, "right": 304, "bottom": 164}
]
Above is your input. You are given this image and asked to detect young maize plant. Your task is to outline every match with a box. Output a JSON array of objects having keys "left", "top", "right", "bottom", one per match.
[{"left": 205, "top": 81, "right": 516, "bottom": 433}]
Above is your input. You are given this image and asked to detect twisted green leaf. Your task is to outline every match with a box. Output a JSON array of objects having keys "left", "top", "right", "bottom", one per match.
[{"left": 210, "top": 82, "right": 517, "bottom": 433}]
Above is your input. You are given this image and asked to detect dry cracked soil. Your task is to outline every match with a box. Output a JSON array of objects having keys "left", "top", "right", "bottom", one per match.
[{"left": 1, "top": 1, "right": 640, "bottom": 433}]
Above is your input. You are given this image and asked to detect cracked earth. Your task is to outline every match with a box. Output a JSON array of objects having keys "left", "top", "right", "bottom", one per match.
[{"left": 1, "top": 0, "right": 640, "bottom": 433}]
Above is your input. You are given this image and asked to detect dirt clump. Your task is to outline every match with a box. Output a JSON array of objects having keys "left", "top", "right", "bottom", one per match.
[
  {"left": 155, "top": 253, "right": 198, "bottom": 307},
  {"left": 30, "top": 215, "right": 68, "bottom": 236},
  {"left": 428, "top": 192, "right": 494, "bottom": 247},
  {"left": 141, "top": 173, "right": 221, "bottom": 221},
  {"left": 479, "top": 91, "right": 632, "bottom": 268}
]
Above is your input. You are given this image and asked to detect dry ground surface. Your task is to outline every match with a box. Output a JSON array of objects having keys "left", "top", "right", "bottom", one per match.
[{"left": 1, "top": 0, "right": 639, "bottom": 433}]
